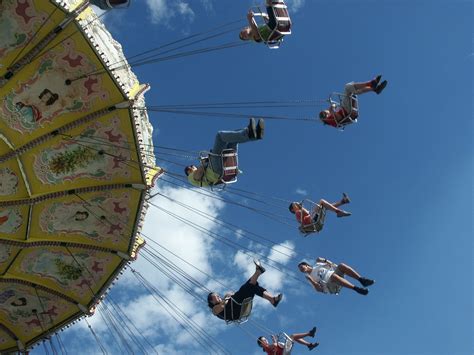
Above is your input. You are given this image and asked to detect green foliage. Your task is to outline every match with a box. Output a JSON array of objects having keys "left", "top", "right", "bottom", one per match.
[
  {"left": 54, "top": 258, "right": 83, "bottom": 281},
  {"left": 49, "top": 146, "right": 100, "bottom": 175}
]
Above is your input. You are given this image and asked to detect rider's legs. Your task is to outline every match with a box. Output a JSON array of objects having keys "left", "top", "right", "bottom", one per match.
[
  {"left": 336, "top": 263, "right": 361, "bottom": 280},
  {"left": 209, "top": 127, "right": 253, "bottom": 173},
  {"left": 329, "top": 273, "right": 355, "bottom": 289},
  {"left": 319, "top": 199, "right": 345, "bottom": 214},
  {"left": 341, "top": 81, "right": 373, "bottom": 113}
]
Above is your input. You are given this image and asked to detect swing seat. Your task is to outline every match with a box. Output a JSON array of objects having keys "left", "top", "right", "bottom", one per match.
[
  {"left": 251, "top": 1, "right": 292, "bottom": 49},
  {"left": 327, "top": 92, "right": 359, "bottom": 129},
  {"left": 224, "top": 297, "right": 253, "bottom": 325},
  {"left": 199, "top": 149, "right": 239, "bottom": 185},
  {"left": 298, "top": 200, "right": 326, "bottom": 236}
]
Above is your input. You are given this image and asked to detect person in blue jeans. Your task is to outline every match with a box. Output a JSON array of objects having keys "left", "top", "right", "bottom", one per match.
[
  {"left": 185, "top": 118, "right": 264, "bottom": 187},
  {"left": 90, "top": 0, "right": 129, "bottom": 10}
]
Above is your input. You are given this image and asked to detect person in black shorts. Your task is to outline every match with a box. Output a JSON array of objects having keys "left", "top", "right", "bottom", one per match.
[{"left": 208, "top": 260, "right": 282, "bottom": 321}]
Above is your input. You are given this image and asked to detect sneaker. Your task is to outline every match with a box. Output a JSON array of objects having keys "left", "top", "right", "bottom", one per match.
[
  {"left": 359, "top": 277, "right": 375, "bottom": 287},
  {"left": 341, "top": 192, "right": 351, "bottom": 204},
  {"left": 247, "top": 118, "right": 257, "bottom": 139},
  {"left": 375, "top": 80, "right": 388, "bottom": 95},
  {"left": 273, "top": 293, "right": 283, "bottom": 308},
  {"left": 253, "top": 259, "right": 266, "bottom": 274},
  {"left": 353, "top": 286, "right": 369, "bottom": 295},
  {"left": 308, "top": 326, "right": 317, "bottom": 338},
  {"left": 336, "top": 210, "right": 351, "bottom": 218},
  {"left": 371, "top": 75, "right": 382, "bottom": 88},
  {"left": 256, "top": 118, "right": 265, "bottom": 140},
  {"left": 308, "top": 342, "right": 319, "bottom": 351}
]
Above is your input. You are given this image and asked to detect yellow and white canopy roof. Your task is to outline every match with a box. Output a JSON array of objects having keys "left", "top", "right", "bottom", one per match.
[{"left": 0, "top": 0, "right": 159, "bottom": 351}]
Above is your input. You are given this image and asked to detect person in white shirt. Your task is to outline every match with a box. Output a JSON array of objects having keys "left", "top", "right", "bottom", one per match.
[{"left": 298, "top": 258, "right": 374, "bottom": 296}]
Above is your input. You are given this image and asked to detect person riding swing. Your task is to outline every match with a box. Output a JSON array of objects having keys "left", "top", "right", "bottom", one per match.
[
  {"left": 289, "top": 193, "right": 351, "bottom": 234},
  {"left": 257, "top": 327, "right": 319, "bottom": 354},
  {"left": 185, "top": 118, "right": 264, "bottom": 187},
  {"left": 239, "top": 0, "right": 291, "bottom": 48},
  {"left": 319, "top": 75, "right": 388, "bottom": 128},
  {"left": 208, "top": 260, "right": 283, "bottom": 323}
]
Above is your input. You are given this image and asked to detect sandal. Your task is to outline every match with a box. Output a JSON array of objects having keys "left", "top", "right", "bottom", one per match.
[
  {"left": 273, "top": 293, "right": 283, "bottom": 308},
  {"left": 254, "top": 259, "right": 266, "bottom": 274}
]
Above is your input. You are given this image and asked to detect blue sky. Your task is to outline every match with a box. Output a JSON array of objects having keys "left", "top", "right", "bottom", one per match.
[{"left": 33, "top": 0, "right": 472, "bottom": 354}]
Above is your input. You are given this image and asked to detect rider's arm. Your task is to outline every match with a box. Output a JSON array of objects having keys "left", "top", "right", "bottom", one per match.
[
  {"left": 247, "top": 11, "right": 260, "bottom": 36},
  {"left": 306, "top": 275, "right": 324, "bottom": 293},
  {"left": 316, "top": 257, "right": 335, "bottom": 267},
  {"left": 212, "top": 301, "right": 225, "bottom": 315},
  {"left": 192, "top": 166, "right": 205, "bottom": 181}
]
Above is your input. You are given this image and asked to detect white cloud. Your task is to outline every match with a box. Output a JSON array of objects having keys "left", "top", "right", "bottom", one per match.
[
  {"left": 200, "top": 0, "right": 214, "bottom": 12},
  {"left": 261, "top": 240, "right": 297, "bottom": 294},
  {"left": 177, "top": 2, "right": 194, "bottom": 17},
  {"left": 68, "top": 184, "right": 298, "bottom": 354},
  {"left": 145, "top": 0, "right": 167, "bottom": 24},
  {"left": 145, "top": 0, "right": 195, "bottom": 26},
  {"left": 231, "top": 240, "right": 297, "bottom": 314},
  {"left": 286, "top": 0, "right": 306, "bottom": 12},
  {"left": 70, "top": 183, "right": 227, "bottom": 354},
  {"left": 235, "top": 228, "right": 244, "bottom": 240},
  {"left": 295, "top": 187, "right": 307, "bottom": 196}
]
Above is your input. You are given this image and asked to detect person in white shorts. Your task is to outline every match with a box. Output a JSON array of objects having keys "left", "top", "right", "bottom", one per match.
[{"left": 298, "top": 258, "right": 374, "bottom": 296}]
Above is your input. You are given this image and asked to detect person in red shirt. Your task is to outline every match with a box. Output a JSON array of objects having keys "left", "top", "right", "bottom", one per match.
[
  {"left": 319, "top": 75, "right": 388, "bottom": 128},
  {"left": 257, "top": 327, "right": 319, "bottom": 354},
  {"left": 289, "top": 193, "right": 351, "bottom": 227}
]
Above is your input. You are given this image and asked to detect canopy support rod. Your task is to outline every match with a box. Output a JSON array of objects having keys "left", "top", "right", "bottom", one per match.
[
  {"left": 0, "top": 102, "right": 131, "bottom": 164},
  {"left": 0, "top": 2, "right": 89, "bottom": 88},
  {"left": 0, "top": 183, "right": 144, "bottom": 208}
]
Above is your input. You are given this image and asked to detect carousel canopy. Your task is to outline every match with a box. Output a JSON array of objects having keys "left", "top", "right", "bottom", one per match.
[{"left": 0, "top": 0, "right": 159, "bottom": 352}]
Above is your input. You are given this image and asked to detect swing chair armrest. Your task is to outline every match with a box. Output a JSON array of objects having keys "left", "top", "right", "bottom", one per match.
[{"left": 247, "top": 12, "right": 260, "bottom": 33}]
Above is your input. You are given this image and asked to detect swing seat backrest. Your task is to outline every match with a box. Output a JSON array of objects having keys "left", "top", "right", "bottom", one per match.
[
  {"left": 270, "top": 3, "right": 292, "bottom": 35},
  {"left": 298, "top": 203, "right": 326, "bottom": 235},
  {"left": 221, "top": 149, "right": 239, "bottom": 183},
  {"left": 239, "top": 297, "right": 253, "bottom": 319},
  {"left": 251, "top": 2, "right": 291, "bottom": 48},
  {"left": 225, "top": 297, "right": 253, "bottom": 324},
  {"left": 327, "top": 93, "right": 359, "bottom": 129},
  {"left": 348, "top": 95, "right": 359, "bottom": 119},
  {"left": 200, "top": 149, "right": 238, "bottom": 185}
]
